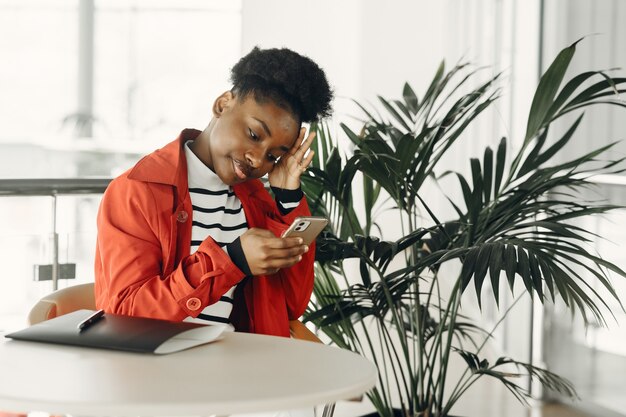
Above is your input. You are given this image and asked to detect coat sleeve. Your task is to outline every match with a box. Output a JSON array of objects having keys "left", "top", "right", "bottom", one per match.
[
  {"left": 262, "top": 194, "right": 316, "bottom": 321},
  {"left": 94, "top": 177, "right": 245, "bottom": 321}
]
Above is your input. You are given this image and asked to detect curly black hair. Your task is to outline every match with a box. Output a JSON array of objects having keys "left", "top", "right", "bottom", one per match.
[{"left": 230, "top": 47, "right": 333, "bottom": 124}]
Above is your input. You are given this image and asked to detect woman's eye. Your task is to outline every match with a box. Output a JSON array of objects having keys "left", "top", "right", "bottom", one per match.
[
  {"left": 267, "top": 154, "right": 280, "bottom": 164},
  {"left": 248, "top": 128, "right": 259, "bottom": 141}
]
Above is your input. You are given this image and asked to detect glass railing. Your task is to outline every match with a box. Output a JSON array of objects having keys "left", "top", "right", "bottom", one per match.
[
  {"left": 0, "top": 179, "right": 110, "bottom": 332},
  {"left": 542, "top": 181, "right": 626, "bottom": 417}
]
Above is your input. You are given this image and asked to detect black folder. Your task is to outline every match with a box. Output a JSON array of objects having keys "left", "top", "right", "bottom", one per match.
[{"left": 5, "top": 309, "right": 226, "bottom": 354}]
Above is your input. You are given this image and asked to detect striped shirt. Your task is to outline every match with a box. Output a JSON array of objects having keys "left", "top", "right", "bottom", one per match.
[{"left": 183, "top": 142, "right": 247, "bottom": 329}]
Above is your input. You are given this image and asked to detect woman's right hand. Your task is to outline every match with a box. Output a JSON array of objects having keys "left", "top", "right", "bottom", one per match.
[{"left": 239, "top": 228, "right": 308, "bottom": 276}]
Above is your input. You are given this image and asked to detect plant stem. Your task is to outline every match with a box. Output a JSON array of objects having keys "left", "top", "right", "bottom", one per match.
[
  {"left": 433, "top": 279, "right": 462, "bottom": 415},
  {"left": 374, "top": 262, "right": 414, "bottom": 410},
  {"left": 445, "top": 294, "right": 525, "bottom": 413},
  {"left": 378, "top": 316, "right": 409, "bottom": 414},
  {"left": 420, "top": 269, "right": 442, "bottom": 404},
  {"left": 406, "top": 210, "right": 425, "bottom": 409},
  {"left": 375, "top": 317, "right": 394, "bottom": 414},
  {"left": 442, "top": 375, "right": 481, "bottom": 415}
]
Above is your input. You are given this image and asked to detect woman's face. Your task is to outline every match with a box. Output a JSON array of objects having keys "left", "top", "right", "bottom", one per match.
[{"left": 194, "top": 91, "right": 300, "bottom": 186}]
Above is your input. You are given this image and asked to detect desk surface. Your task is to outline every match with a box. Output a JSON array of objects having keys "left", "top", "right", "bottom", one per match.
[{"left": 0, "top": 331, "right": 377, "bottom": 417}]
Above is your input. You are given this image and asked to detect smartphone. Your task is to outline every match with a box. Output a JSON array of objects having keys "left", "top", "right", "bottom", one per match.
[{"left": 281, "top": 216, "right": 329, "bottom": 245}]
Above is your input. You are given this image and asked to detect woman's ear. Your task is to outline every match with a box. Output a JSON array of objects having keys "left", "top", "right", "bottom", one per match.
[{"left": 213, "top": 91, "right": 234, "bottom": 117}]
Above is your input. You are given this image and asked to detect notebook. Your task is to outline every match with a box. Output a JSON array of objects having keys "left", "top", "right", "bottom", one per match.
[{"left": 5, "top": 309, "right": 226, "bottom": 354}]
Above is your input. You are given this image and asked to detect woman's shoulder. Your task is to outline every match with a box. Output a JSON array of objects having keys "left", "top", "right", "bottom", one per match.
[{"left": 104, "top": 173, "right": 152, "bottom": 204}]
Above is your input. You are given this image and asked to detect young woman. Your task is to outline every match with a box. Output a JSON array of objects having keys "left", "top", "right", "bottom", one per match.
[{"left": 94, "top": 47, "right": 333, "bottom": 336}]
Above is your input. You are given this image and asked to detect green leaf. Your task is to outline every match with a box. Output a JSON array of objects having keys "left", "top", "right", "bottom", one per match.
[
  {"left": 474, "top": 244, "right": 493, "bottom": 308},
  {"left": 457, "top": 173, "right": 473, "bottom": 212},
  {"left": 489, "top": 243, "right": 504, "bottom": 306},
  {"left": 373, "top": 241, "right": 397, "bottom": 271},
  {"left": 547, "top": 71, "right": 605, "bottom": 117},
  {"left": 516, "top": 246, "right": 533, "bottom": 293},
  {"left": 528, "top": 252, "right": 544, "bottom": 301},
  {"left": 403, "top": 82, "right": 419, "bottom": 114},
  {"left": 494, "top": 137, "right": 507, "bottom": 196},
  {"left": 565, "top": 76, "right": 626, "bottom": 109},
  {"left": 420, "top": 61, "right": 446, "bottom": 115},
  {"left": 455, "top": 348, "right": 480, "bottom": 371},
  {"left": 537, "top": 257, "right": 556, "bottom": 302},
  {"left": 524, "top": 39, "right": 581, "bottom": 141},
  {"left": 351, "top": 98, "right": 380, "bottom": 124},
  {"left": 340, "top": 122, "right": 363, "bottom": 146},
  {"left": 468, "top": 159, "right": 484, "bottom": 231},
  {"left": 534, "top": 115, "right": 584, "bottom": 167},
  {"left": 483, "top": 147, "right": 494, "bottom": 203},
  {"left": 326, "top": 147, "right": 342, "bottom": 179},
  {"left": 518, "top": 127, "right": 549, "bottom": 178},
  {"left": 505, "top": 244, "right": 517, "bottom": 292},
  {"left": 359, "top": 258, "right": 371, "bottom": 287},
  {"left": 378, "top": 95, "right": 411, "bottom": 131},
  {"left": 470, "top": 158, "right": 483, "bottom": 200},
  {"left": 393, "top": 99, "right": 412, "bottom": 120},
  {"left": 460, "top": 247, "right": 480, "bottom": 292}
]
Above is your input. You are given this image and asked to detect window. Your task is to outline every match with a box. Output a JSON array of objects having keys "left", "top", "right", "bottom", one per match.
[
  {"left": 0, "top": 0, "right": 242, "bottom": 149},
  {"left": 92, "top": 0, "right": 242, "bottom": 144}
]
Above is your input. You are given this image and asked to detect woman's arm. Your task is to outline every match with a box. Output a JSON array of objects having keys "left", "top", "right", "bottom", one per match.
[{"left": 95, "top": 178, "right": 246, "bottom": 321}]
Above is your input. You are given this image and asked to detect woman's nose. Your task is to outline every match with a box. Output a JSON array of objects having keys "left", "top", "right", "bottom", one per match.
[{"left": 244, "top": 150, "right": 263, "bottom": 169}]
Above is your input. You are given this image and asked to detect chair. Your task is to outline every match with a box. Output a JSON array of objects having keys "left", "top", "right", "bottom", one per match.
[
  {"left": 27, "top": 283, "right": 336, "bottom": 417},
  {"left": 28, "top": 283, "right": 96, "bottom": 325}
]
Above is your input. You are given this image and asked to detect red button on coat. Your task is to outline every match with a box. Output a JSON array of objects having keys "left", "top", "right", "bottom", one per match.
[
  {"left": 186, "top": 297, "right": 201, "bottom": 311},
  {"left": 176, "top": 210, "right": 188, "bottom": 223}
]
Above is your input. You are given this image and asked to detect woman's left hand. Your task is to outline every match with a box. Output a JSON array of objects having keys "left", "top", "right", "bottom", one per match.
[{"left": 268, "top": 127, "right": 316, "bottom": 190}]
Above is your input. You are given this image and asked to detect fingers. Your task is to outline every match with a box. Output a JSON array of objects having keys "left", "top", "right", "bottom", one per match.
[
  {"left": 268, "top": 235, "right": 305, "bottom": 248},
  {"left": 289, "top": 127, "right": 307, "bottom": 156},
  {"left": 289, "top": 130, "right": 316, "bottom": 174},
  {"left": 263, "top": 238, "right": 308, "bottom": 259},
  {"left": 252, "top": 248, "right": 306, "bottom": 275},
  {"left": 250, "top": 228, "right": 305, "bottom": 248},
  {"left": 240, "top": 228, "right": 309, "bottom": 276},
  {"left": 295, "top": 131, "right": 316, "bottom": 159},
  {"left": 298, "top": 148, "right": 315, "bottom": 172},
  {"left": 263, "top": 253, "right": 304, "bottom": 271},
  {"left": 290, "top": 128, "right": 316, "bottom": 157}
]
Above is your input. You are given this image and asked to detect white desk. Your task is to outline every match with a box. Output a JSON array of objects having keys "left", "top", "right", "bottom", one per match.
[{"left": 0, "top": 331, "right": 377, "bottom": 417}]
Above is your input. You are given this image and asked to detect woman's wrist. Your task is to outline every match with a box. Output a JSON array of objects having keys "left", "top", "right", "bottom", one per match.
[
  {"left": 269, "top": 177, "right": 300, "bottom": 190},
  {"left": 271, "top": 186, "right": 304, "bottom": 215}
]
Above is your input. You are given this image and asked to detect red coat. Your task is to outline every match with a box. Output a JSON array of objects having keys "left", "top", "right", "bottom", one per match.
[{"left": 94, "top": 129, "right": 315, "bottom": 337}]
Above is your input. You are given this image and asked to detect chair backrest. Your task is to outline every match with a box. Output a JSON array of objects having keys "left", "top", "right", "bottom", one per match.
[{"left": 28, "top": 282, "right": 96, "bottom": 325}]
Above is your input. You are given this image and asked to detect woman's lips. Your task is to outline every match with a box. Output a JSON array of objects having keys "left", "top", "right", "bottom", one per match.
[{"left": 232, "top": 159, "right": 250, "bottom": 180}]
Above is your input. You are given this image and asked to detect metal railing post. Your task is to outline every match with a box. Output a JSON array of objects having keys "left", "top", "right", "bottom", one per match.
[
  {"left": 0, "top": 178, "right": 112, "bottom": 288},
  {"left": 51, "top": 193, "right": 59, "bottom": 291}
]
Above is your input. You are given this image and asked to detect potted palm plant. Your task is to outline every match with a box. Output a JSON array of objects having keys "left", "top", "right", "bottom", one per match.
[{"left": 301, "top": 40, "right": 626, "bottom": 417}]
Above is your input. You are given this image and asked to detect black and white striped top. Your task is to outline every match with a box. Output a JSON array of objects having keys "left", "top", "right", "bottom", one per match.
[{"left": 183, "top": 142, "right": 248, "bottom": 329}]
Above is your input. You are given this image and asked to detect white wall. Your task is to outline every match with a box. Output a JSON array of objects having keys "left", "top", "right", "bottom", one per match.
[
  {"left": 241, "top": 0, "right": 540, "bottom": 185},
  {"left": 241, "top": 1, "right": 455, "bottom": 131},
  {"left": 241, "top": 0, "right": 362, "bottom": 123}
]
